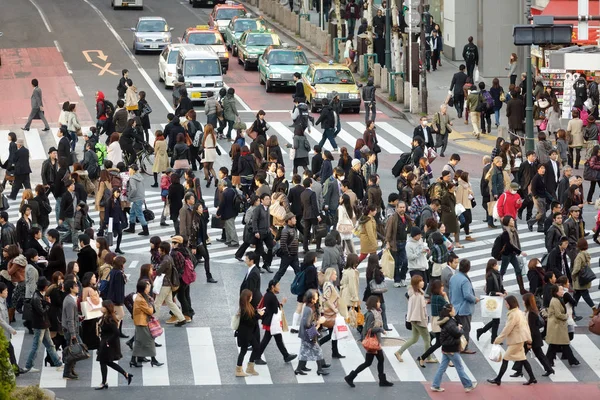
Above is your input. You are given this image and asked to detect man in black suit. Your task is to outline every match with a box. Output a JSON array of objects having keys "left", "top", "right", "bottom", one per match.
[
  {"left": 518, "top": 151, "right": 538, "bottom": 221},
  {"left": 413, "top": 116, "right": 434, "bottom": 149},
  {"left": 287, "top": 174, "right": 305, "bottom": 235},
  {"left": 544, "top": 150, "right": 561, "bottom": 200},
  {"left": 240, "top": 251, "right": 262, "bottom": 308},
  {"left": 56, "top": 126, "right": 72, "bottom": 167},
  {"left": 46, "top": 228, "right": 66, "bottom": 278},
  {"left": 557, "top": 165, "right": 572, "bottom": 203},
  {"left": 449, "top": 64, "right": 468, "bottom": 118},
  {"left": 252, "top": 194, "right": 274, "bottom": 273},
  {"left": 9, "top": 139, "right": 32, "bottom": 200},
  {"left": 58, "top": 180, "right": 79, "bottom": 252},
  {"left": 480, "top": 155, "right": 493, "bottom": 227},
  {"left": 546, "top": 237, "right": 572, "bottom": 284},
  {"left": 76, "top": 234, "right": 97, "bottom": 280},
  {"left": 300, "top": 178, "right": 322, "bottom": 253}
]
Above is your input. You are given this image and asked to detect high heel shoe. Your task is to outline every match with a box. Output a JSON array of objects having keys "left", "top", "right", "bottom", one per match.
[
  {"left": 126, "top": 373, "right": 133, "bottom": 385},
  {"left": 150, "top": 359, "right": 164, "bottom": 367},
  {"left": 416, "top": 356, "right": 426, "bottom": 368},
  {"left": 542, "top": 369, "right": 555, "bottom": 377},
  {"left": 316, "top": 369, "right": 329, "bottom": 376},
  {"left": 94, "top": 383, "right": 108, "bottom": 390},
  {"left": 509, "top": 372, "right": 523, "bottom": 378},
  {"left": 523, "top": 379, "right": 537, "bottom": 385},
  {"left": 294, "top": 369, "right": 307, "bottom": 375},
  {"left": 486, "top": 378, "right": 501, "bottom": 386},
  {"left": 129, "top": 361, "right": 142, "bottom": 368}
]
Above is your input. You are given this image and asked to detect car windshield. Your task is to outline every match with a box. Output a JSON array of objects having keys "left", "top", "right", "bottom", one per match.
[
  {"left": 167, "top": 50, "right": 179, "bottom": 63},
  {"left": 246, "top": 34, "right": 278, "bottom": 46},
  {"left": 314, "top": 69, "right": 355, "bottom": 84},
  {"left": 234, "top": 20, "right": 258, "bottom": 32},
  {"left": 267, "top": 51, "right": 308, "bottom": 65},
  {"left": 188, "top": 33, "right": 223, "bottom": 45},
  {"left": 184, "top": 60, "right": 222, "bottom": 76},
  {"left": 137, "top": 20, "right": 168, "bottom": 32},
  {"left": 216, "top": 9, "right": 246, "bottom": 20}
]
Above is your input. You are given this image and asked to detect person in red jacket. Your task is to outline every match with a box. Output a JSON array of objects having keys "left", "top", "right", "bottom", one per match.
[{"left": 497, "top": 182, "right": 524, "bottom": 221}]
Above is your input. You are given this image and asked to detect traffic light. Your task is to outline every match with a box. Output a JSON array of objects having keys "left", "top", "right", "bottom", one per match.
[{"left": 513, "top": 24, "right": 573, "bottom": 45}]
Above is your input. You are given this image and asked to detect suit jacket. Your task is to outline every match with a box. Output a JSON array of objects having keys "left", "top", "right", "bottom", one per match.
[
  {"left": 57, "top": 136, "right": 71, "bottom": 164},
  {"left": 557, "top": 176, "right": 570, "bottom": 203},
  {"left": 240, "top": 266, "right": 262, "bottom": 308},
  {"left": 544, "top": 160, "right": 560, "bottom": 196},
  {"left": 450, "top": 71, "right": 468, "bottom": 96},
  {"left": 251, "top": 205, "right": 270, "bottom": 235},
  {"left": 61, "top": 294, "right": 80, "bottom": 338},
  {"left": 59, "top": 191, "right": 78, "bottom": 220},
  {"left": 47, "top": 242, "right": 66, "bottom": 276},
  {"left": 13, "top": 147, "right": 31, "bottom": 175},
  {"left": 518, "top": 160, "right": 537, "bottom": 192},
  {"left": 546, "top": 247, "right": 571, "bottom": 283},
  {"left": 300, "top": 189, "right": 319, "bottom": 220},
  {"left": 413, "top": 125, "right": 434, "bottom": 148},
  {"left": 31, "top": 86, "right": 43, "bottom": 109},
  {"left": 323, "top": 176, "right": 340, "bottom": 211},
  {"left": 287, "top": 184, "right": 305, "bottom": 217},
  {"left": 481, "top": 163, "right": 492, "bottom": 200},
  {"left": 77, "top": 245, "right": 97, "bottom": 280}
]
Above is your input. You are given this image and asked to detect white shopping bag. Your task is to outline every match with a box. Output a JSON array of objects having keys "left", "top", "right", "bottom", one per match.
[
  {"left": 270, "top": 310, "right": 283, "bottom": 335},
  {"left": 332, "top": 315, "right": 350, "bottom": 340},
  {"left": 481, "top": 296, "right": 503, "bottom": 319},
  {"left": 153, "top": 274, "right": 165, "bottom": 295},
  {"left": 474, "top": 66, "right": 480, "bottom": 82},
  {"left": 488, "top": 344, "right": 504, "bottom": 362}
]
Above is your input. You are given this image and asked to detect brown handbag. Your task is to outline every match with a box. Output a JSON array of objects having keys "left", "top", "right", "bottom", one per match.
[
  {"left": 590, "top": 314, "right": 600, "bottom": 336},
  {"left": 356, "top": 306, "right": 365, "bottom": 326},
  {"left": 323, "top": 308, "right": 336, "bottom": 329},
  {"left": 362, "top": 329, "right": 381, "bottom": 353}
]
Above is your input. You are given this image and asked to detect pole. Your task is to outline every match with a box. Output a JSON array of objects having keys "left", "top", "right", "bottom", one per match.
[
  {"left": 385, "top": 0, "right": 391, "bottom": 70},
  {"left": 408, "top": 2, "right": 413, "bottom": 112},
  {"left": 320, "top": 0, "right": 324, "bottom": 28},
  {"left": 419, "top": 0, "right": 428, "bottom": 114},
  {"left": 525, "top": 46, "right": 534, "bottom": 152}
]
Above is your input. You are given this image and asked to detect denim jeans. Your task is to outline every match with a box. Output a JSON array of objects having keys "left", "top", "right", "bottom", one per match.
[
  {"left": 129, "top": 200, "right": 147, "bottom": 226},
  {"left": 364, "top": 102, "right": 376, "bottom": 123},
  {"left": 318, "top": 127, "right": 338, "bottom": 150},
  {"left": 64, "top": 217, "right": 78, "bottom": 248},
  {"left": 68, "top": 131, "right": 78, "bottom": 151},
  {"left": 432, "top": 352, "right": 473, "bottom": 389},
  {"left": 55, "top": 197, "right": 62, "bottom": 224},
  {"left": 335, "top": 118, "right": 341, "bottom": 136},
  {"left": 25, "top": 328, "right": 62, "bottom": 369},
  {"left": 500, "top": 253, "right": 521, "bottom": 276},
  {"left": 393, "top": 241, "right": 408, "bottom": 283},
  {"left": 494, "top": 109, "right": 500, "bottom": 126}
]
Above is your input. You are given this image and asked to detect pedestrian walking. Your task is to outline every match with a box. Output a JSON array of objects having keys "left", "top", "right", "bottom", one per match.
[
  {"left": 189, "top": 201, "right": 217, "bottom": 283},
  {"left": 22, "top": 79, "right": 50, "bottom": 132},
  {"left": 315, "top": 98, "right": 338, "bottom": 152},
  {"left": 394, "top": 275, "right": 432, "bottom": 362},
  {"left": 449, "top": 65, "right": 468, "bottom": 118},
  {"left": 499, "top": 216, "right": 528, "bottom": 294},
  {"left": 123, "top": 164, "right": 149, "bottom": 236},
  {"left": 130, "top": 279, "right": 164, "bottom": 368},
  {"left": 462, "top": 36, "right": 479, "bottom": 79},
  {"left": 362, "top": 78, "right": 376, "bottom": 123},
  {"left": 234, "top": 288, "right": 264, "bottom": 377},
  {"left": 9, "top": 139, "right": 32, "bottom": 200},
  {"left": 417, "top": 279, "right": 448, "bottom": 366},
  {"left": 476, "top": 259, "right": 505, "bottom": 343},
  {"left": 295, "top": 289, "right": 330, "bottom": 376},
  {"left": 449, "top": 259, "right": 479, "bottom": 353},
  {"left": 221, "top": 88, "right": 238, "bottom": 140}
]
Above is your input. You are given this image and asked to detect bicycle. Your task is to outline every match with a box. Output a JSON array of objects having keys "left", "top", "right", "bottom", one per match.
[{"left": 133, "top": 142, "right": 155, "bottom": 176}]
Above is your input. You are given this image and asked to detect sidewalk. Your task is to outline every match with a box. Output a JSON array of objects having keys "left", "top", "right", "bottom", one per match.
[{"left": 246, "top": 1, "right": 496, "bottom": 154}]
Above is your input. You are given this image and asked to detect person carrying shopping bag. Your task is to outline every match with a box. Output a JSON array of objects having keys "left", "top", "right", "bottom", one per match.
[{"left": 394, "top": 275, "right": 432, "bottom": 362}]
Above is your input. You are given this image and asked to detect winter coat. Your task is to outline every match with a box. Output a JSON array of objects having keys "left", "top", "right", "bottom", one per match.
[
  {"left": 506, "top": 97, "right": 525, "bottom": 131},
  {"left": 107, "top": 141, "right": 123, "bottom": 166},
  {"left": 545, "top": 297, "right": 570, "bottom": 345},
  {"left": 496, "top": 190, "right": 523, "bottom": 219},
  {"left": 455, "top": 179, "right": 473, "bottom": 210},
  {"left": 293, "top": 134, "right": 311, "bottom": 159},
  {"left": 439, "top": 316, "right": 463, "bottom": 353},
  {"left": 448, "top": 271, "right": 476, "bottom": 316},
  {"left": 168, "top": 182, "right": 185, "bottom": 219},
  {"left": 201, "top": 133, "right": 217, "bottom": 163},
  {"left": 153, "top": 140, "right": 169, "bottom": 173},
  {"left": 358, "top": 215, "right": 378, "bottom": 254},
  {"left": 572, "top": 250, "right": 592, "bottom": 291},
  {"left": 340, "top": 268, "right": 360, "bottom": 305},
  {"left": 406, "top": 237, "right": 428, "bottom": 271},
  {"left": 222, "top": 94, "right": 238, "bottom": 121},
  {"left": 406, "top": 286, "right": 428, "bottom": 328},
  {"left": 96, "top": 318, "right": 122, "bottom": 363},
  {"left": 567, "top": 118, "right": 585, "bottom": 147},
  {"left": 440, "top": 192, "right": 458, "bottom": 234},
  {"left": 493, "top": 308, "right": 531, "bottom": 361},
  {"left": 127, "top": 172, "right": 145, "bottom": 202}
]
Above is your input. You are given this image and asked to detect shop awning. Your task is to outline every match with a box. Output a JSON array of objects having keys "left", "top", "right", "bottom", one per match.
[{"left": 540, "top": 0, "right": 600, "bottom": 44}]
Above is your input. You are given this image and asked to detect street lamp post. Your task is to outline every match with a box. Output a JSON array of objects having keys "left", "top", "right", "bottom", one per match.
[{"left": 385, "top": 0, "right": 391, "bottom": 70}]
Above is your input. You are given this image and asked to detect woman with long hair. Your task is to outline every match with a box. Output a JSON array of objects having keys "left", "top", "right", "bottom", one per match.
[
  {"left": 354, "top": 138, "right": 366, "bottom": 160},
  {"left": 96, "top": 237, "right": 110, "bottom": 268},
  {"left": 172, "top": 132, "right": 191, "bottom": 174},
  {"left": 107, "top": 132, "right": 123, "bottom": 166},
  {"left": 185, "top": 109, "right": 203, "bottom": 171},
  {"left": 489, "top": 78, "right": 504, "bottom": 128},
  {"left": 491, "top": 137, "right": 505, "bottom": 159},
  {"left": 511, "top": 293, "right": 554, "bottom": 378},
  {"left": 440, "top": 182, "right": 463, "bottom": 248},
  {"left": 106, "top": 256, "right": 128, "bottom": 338},
  {"left": 137, "top": 90, "right": 151, "bottom": 142},
  {"left": 571, "top": 238, "right": 596, "bottom": 312},
  {"left": 80, "top": 272, "right": 101, "bottom": 350},
  {"left": 357, "top": 205, "right": 378, "bottom": 262},
  {"left": 337, "top": 193, "right": 356, "bottom": 255},
  {"left": 586, "top": 145, "right": 600, "bottom": 203},
  {"left": 201, "top": 124, "right": 218, "bottom": 187},
  {"left": 104, "top": 187, "right": 126, "bottom": 255},
  {"left": 506, "top": 53, "right": 518, "bottom": 85},
  {"left": 476, "top": 259, "right": 505, "bottom": 344},
  {"left": 95, "top": 170, "right": 111, "bottom": 234},
  {"left": 527, "top": 258, "right": 546, "bottom": 295},
  {"left": 266, "top": 134, "right": 283, "bottom": 166},
  {"left": 395, "top": 275, "right": 431, "bottom": 362},
  {"left": 95, "top": 299, "right": 133, "bottom": 390},
  {"left": 235, "top": 288, "right": 265, "bottom": 377},
  {"left": 130, "top": 279, "right": 163, "bottom": 368},
  {"left": 344, "top": 295, "right": 394, "bottom": 388},
  {"left": 295, "top": 289, "right": 329, "bottom": 376},
  {"left": 340, "top": 253, "right": 360, "bottom": 320},
  {"left": 319, "top": 268, "right": 345, "bottom": 359},
  {"left": 230, "top": 143, "right": 242, "bottom": 188},
  {"left": 151, "top": 130, "right": 168, "bottom": 188},
  {"left": 33, "top": 184, "right": 51, "bottom": 246},
  {"left": 567, "top": 109, "right": 584, "bottom": 168},
  {"left": 535, "top": 131, "right": 553, "bottom": 165},
  {"left": 45, "top": 271, "right": 65, "bottom": 365},
  {"left": 499, "top": 215, "right": 528, "bottom": 294},
  {"left": 190, "top": 201, "right": 217, "bottom": 283},
  {"left": 546, "top": 97, "right": 562, "bottom": 138},
  {"left": 456, "top": 171, "right": 475, "bottom": 241},
  {"left": 363, "top": 253, "right": 391, "bottom": 330},
  {"left": 337, "top": 147, "right": 353, "bottom": 175},
  {"left": 487, "top": 295, "right": 537, "bottom": 386}
]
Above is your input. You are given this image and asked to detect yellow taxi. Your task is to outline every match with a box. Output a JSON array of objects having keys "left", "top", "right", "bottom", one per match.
[
  {"left": 302, "top": 62, "right": 361, "bottom": 113},
  {"left": 180, "top": 25, "right": 229, "bottom": 72},
  {"left": 208, "top": 3, "right": 247, "bottom": 34}
]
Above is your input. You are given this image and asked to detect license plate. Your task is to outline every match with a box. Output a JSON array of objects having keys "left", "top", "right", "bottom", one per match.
[
  {"left": 207, "top": 0, "right": 213, "bottom": 3},
  {"left": 191, "top": 92, "right": 202, "bottom": 99},
  {"left": 122, "top": 2, "right": 128, "bottom": 5},
  {"left": 150, "top": 44, "right": 159, "bottom": 49}
]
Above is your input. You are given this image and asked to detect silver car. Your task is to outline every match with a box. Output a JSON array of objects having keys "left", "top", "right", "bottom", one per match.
[{"left": 132, "top": 17, "right": 174, "bottom": 54}]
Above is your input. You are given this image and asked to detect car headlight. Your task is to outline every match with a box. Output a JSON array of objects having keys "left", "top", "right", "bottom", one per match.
[
  {"left": 185, "top": 82, "right": 193, "bottom": 88},
  {"left": 316, "top": 92, "right": 327, "bottom": 99},
  {"left": 248, "top": 54, "right": 258, "bottom": 59},
  {"left": 348, "top": 93, "right": 359, "bottom": 99},
  {"left": 218, "top": 52, "right": 229, "bottom": 58},
  {"left": 163, "top": 34, "right": 171, "bottom": 41},
  {"left": 215, "top": 81, "right": 224, "bottom": 87},
  {"left": 269, "top": 73, "right": 281, "bottom": 79}
]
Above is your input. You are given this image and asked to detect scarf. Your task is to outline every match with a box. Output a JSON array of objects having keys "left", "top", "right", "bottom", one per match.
[
  {"left": 506, "top": 226, "right": 521, "bottom": 250},
  {"left": 553, "top": 222, "right": 565, "bottom": 236},
  {"left": 372, "top": 309, "right": 383, "bottom": 328}
]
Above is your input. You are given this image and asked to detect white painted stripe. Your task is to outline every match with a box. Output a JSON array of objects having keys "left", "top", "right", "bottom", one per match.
[
  {"left": 128, "top": 261, "right": 139, "bottom": 269},
  {"left": 280, "top": 330, "right": 324, "bottom": 383},
  {"left": 468, "top": 322, "right": 524, "bottom": 382},
  {"left": 0, "top": 130, "right": 11, "bottom": 163},
  {"left": 336, "top": 334, "right": 376, "bottom": 382},
  {"left": 570, "top": 334, "right": 600, "bottom": 379},
  {"left": 29, "top": 0, "right": 52, "bottom": 32},
  {"left": 24, "top": 129, "right": 46, "bottom": 160},
  {"left": 269, "top": 122, "right": 296, "bottom": 146},
  {"left": 540, "top": 342, "right": 577, "bottom": 382},
  {"left": 91, "top": 350, "right": 119, "bottom": 387},
  {"left": 305, "top": 126, "right": 333, "bottom": 151},
  {"left": 381, "top": 325, "right": 426, "bottom": 381},
  {"left": 11, "top": 330, "right": 25, "bottom": 365},
  {"left": 187, "top": 327, "right": 222, "bottom": 385},
  {"left": 54, "top": 40, "right": 62, "bottom": 53},
  {"left": 142, "top": 331, "right": 169, "bottom": 386},
  {"left": 40, "top": 358, "right": 67, "bottom": 388},
  {"left": 64, "top": 62, "right": 73, "bottom": 74},
  {"left": 50, "top": 128, "right": 61, "bottom": 146},
  {"left": 347, "top": 121, "right": 403, "bottom": 154},
  {"left": 374, "top": 121, "right": 414, "bottom": 149},
  {"left": 75, "top": 86, "right": 84, "bottom": 98}
]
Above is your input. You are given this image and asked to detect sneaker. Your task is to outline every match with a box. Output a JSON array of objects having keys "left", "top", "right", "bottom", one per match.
[
  {"left": 399, "top": 280, "right": 406, "bottom": 287},
  {"left": 26, "top": 367, "right": 40, "bottom": 373},
  {"left": 72, "top": 247, "right": 80, "bottom": 252},
  {"left": 430, "top": 387, "right": 445, "bottom": 392},
  {"left": 393, "top": 282, "right": 402, "bottom": 288},
  {"left": 465, "top": 382, "right": 478, "bottom": 392}
]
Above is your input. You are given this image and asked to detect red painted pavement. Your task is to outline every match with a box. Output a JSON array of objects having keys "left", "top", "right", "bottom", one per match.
[
  {"left": 0, "top": 47, "right": 92, "bottom": 125},
  {"left": 421, "top": 382, "right": 600, "bottom": 400}
]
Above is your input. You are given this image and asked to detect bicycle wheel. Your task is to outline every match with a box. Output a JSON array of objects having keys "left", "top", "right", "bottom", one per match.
[{"left": 140, "top": 152, "right": 155, "bottom": 176}]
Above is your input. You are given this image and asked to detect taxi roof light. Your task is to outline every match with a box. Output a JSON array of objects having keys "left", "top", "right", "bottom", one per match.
[{"left": 195, "top": 25, "right": 210, "bottom": 30}]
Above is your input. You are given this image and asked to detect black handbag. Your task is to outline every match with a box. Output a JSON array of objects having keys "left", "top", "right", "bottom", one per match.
[
  {"left": 314, "top": 222, "right": 328, "bottom": 240},
  {"left": 63, "top": 340, "right": 90, "bottom": 364},
  {"left": 405, "top": 314, "right": 412, "bottom": 330},
  {"left": 583, "top": 162, "right": 600, "bottom": 181},
  {"left": 578, "top": 265, "right": 597, "bottom": 286},
  {"left": 22, "top": 298, "right": 33, "bottom": 321},
  {"left": 142, "top": 201, "right": 155, "bottom": 222},
  {"left": 211, "top": 214, "right": 224, "bottom": 229}
]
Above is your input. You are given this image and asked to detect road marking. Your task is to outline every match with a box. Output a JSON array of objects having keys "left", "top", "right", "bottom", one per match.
[
  {"left": 29, "top": 0, "right": 52, "bottom": 33},
  {"left": 75, "top": 86, "right": 84, "bottom": 97},
  {"left": 142, "top": 331, "right": 169, "bottom": 386},
  {"left": 63, "top": 62, "right": 73, "bottom": 74},
  {"left": 187, "top": 327, "right": 222, "bottom": 385},
  {"left": 92, "top": 62, "right": 118, "bottom": 76},
  {"left": 91, "top": 350, "right": 119, "bottom": 387},
  {"left": 82, "top": 0, "right": 175, "bottom": 114},
  {"left": 347, "top": 121, "right": 403, "bottom": 153},
  {"left": 23, "top": 129, "right": 46, "bottom": 160},
  {"left": 374, "top": 121, "right": 413, "bottom": 149},
  {"left": 53, "top": 40, "right": 62, "bottom": 53},
  {"left": 82, "top": 50, "right": 108, "bottom": 62}
]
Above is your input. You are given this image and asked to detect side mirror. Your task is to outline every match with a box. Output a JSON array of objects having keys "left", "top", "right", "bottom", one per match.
[{"left": 130, "top": 27, "right": 136, "bottom": 32}]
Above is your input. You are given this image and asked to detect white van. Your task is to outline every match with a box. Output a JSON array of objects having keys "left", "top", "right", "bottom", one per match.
[
  {"left": 112, "top": 0, "right": 143, "bottom": 10},
  {"left": 176, "top": 45, "right": 224, "bottom": 102}
]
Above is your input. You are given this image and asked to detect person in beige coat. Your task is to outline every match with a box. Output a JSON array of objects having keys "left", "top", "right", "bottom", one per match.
[
  {"left": 455, "top": 172, "right": 476, "bottom": 241},
  {"left": 567, "top": 109, "right": 584, "bottom": 168},
  {"left": 95, "top": 170, "right": 111, "bottom": 234},
  {"left": 152, "top": 131, "right": 169, "bottom": 188},
  {"left": 545, "top": 285, "right": 580, "bottom": 366},
  {"left": 340, "top": 254, "right": 360, "bottom": 311},
  {"left": 571, "top": 238, "right": 597, "bottom": 314},
  {"left": 394, "top": 275, "right": 431, "bottom": 362},
  {"left": 320, "top": 268, "right": 346, "bottom": 359},
  {"left": 487, "top": 295, "right": 536, "bottom": 385},
  {"left": 358, "top": 206, "right": 378, "bottom": 262}
]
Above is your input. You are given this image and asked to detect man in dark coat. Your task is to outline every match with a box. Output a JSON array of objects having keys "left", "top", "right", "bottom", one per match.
[
  {"left": 347, "top": 159, "right": 366, "bottom": 200},
  {"left": 462, "top": 36, "right": 479, "bottom": 79},
  {"left": 506, "top": 93, "right": 525, "bottom": 137},
  {"left": 287, "top": 174, "right": 305, "bottom": 235},
  {"left": 449, "top": 64, "right": 468, "bottom": 118},
  {"left": 546, "top": 238, "right": 572, "bottom": 284},
  {"left": 518, "top": 151, "right": 538, "bottom": 221},
  {"left": 76, "top": 234, "right": 97, "bottom": 280},
  {"left": 41, "top": 147, "right": 58, "bottom": 195},
  {"left": 0, "top": 211, "right": 17, "bottom": 255},
  {"left": 300, "top": 178, "right": 322, "bottom": 253},
  {"left": 413, "top": 116, "right": 435, "bottom": 149},
  {"left": 240, "top": 251, "right": 262, "bottom": 307},
  {"left": 59, "top": 180, "right": 79, "bottom": 252},
  {"left": 252, "top": 194, "right": 274, "bottom": 272},
  {"left": 544, "top": 150, "right": 561, "bottom": 200},
  {"left": 57, "top": 126, "right": 72, "bottom": 167},
  {"left": 481, "top": 155, "right": 493, "bottom": 227},
  {"left": 9, "top": 139, "right": 32, "bottom": 200}
]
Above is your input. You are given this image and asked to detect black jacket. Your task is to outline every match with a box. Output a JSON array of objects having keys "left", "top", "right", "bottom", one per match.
[
  {"left": 545, "top": 224, "right": 563, "bottom": 253},
  {"left": 481, "top": 163, "right": 492, "bottom": 200},
  {"left": 519, "top": 160, "right": 537, "bottom": 194},
  {"left": 240, "top": 266, "right": 262, "bottom": 308},
  {"left": 15, "top": 217, "right": 31, "bottom": 250},
  {"left": 34, "top": 193, "right": 51, "bottom": 230},
  {"left": 77, "top": 245, "right": 97, "bottom": 280},
  {"left": 261, "top": 290, "right": 280, "bottom": 327},
  {"left": 57, "top": 136, "right": 71, "bottom": 166},
  {"left": 166, "top": 119, "right": 185, "bottom": 151},
  {"left": 449, "top": 71, "right": 468, "bottom": 96},
  {"left": 251, "top": 204, "right": 271, "bottom": 235},
  {"left": 176, "top": 96, "right": 192, "bottom": 117},
  {"left": 288, "top": 184, "right": 305, "bottom": 217},
  {"left": 413, "top": 125, "right": 434, "bottom": 148},
  {"left": 500, "top": 230, "right": 521, "bottom": 256},
  {"left": 168, "top": 183, "right": 185, "bottom": 221},
  {"left": 0, "top": 222, "right": 17, "bottom": 247},
  {"left": 59, "top": 191, "right": 78, "bottom": 220},
  {"left": 485, "top": 270, "right": 504, "bottom": 295},
  {"left": 546, "top": 246, "right": 571, "bottom": 283},
  {"left": 527, "top": 310, "right": 544, "bottom": 348},
  {"left": 300, "top": 189, "right": 319, "bottom": 220},
  {"left": 348, "top": 168, "right": 366, "bottom": 200},
  {"left": 544, "top": 160, "right": 560, "bottom": 196},
  {"left": 528, "top": 267, "right": 546, "bottom": 295},
  {"left": 315, "top": 105, "right": 335, "bottom": 129},
  {"left": 294, "top": 81, "right": 305, "bottom": 100},
  {"left": 47, "top": 242, "right": 66, "bottom": 277},
  {"left": 251, "top": 118, "right": 269, "bottom": 138},
  {"left": 530, "top": 173, "right": 547, "bottom": 198},
  {"left": 440, "top": 316, "right": 463, "bottom": 352},
  {"left": 238, "top": 154, "right": 256, "bottom": 177},
  {"left": 218, "top": 187, "right": 239, "bottom": 220},
  {"left": 41, "top": 158, "right": 57, "bottom": 188},
  {"left": 31, "top": 290, "right": 51, "bottom": 330},
  {"left": 14, "top": 147, "right": 31, "bottom": 175}
]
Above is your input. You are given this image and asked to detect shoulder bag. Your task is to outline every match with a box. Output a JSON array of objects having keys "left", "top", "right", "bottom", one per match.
[
  {"left": 148, "top": 316, "right": 163, "bottom": 338},
  {"left": 362, "top": 329, "right": 381, "bottom": 353},
  {"left": 578, "top": 264, "right": 597, "bottom": 286},
  {"left": 369, "top": 278, "right": 388, "bottom": 294}
]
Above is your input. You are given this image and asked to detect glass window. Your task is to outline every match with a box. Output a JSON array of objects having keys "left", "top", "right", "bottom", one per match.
[
  {"left": 137, "top": 20, "right": 167, "bottom": 32},
  {"left": 184, "top": 60, "right": 222, "bottom": 76},
  {"left": 216, "top": 9, "right": 246, "bottom": 20},
  {"left": 268, "top": 51, "right": 308, "bottom": 65},
  {"left": 188, "top": 33, "right": 223, "bottom": 45},
  {"left": 234, "top": 20, "right": 258, "bottom": 32},
  {"left": 246, "top": 34, "right": 278, "bottom": 46},
  {"left": 314, "top": 69, "right": 355, "bottom": 84},
  {"left": 167, "top": 49, "right": 179, "bottom": 63}
]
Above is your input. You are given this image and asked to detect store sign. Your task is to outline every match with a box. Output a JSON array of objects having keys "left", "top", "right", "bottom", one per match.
[{"left": 531, "top": 45, "right": 543, "bottom": 58}]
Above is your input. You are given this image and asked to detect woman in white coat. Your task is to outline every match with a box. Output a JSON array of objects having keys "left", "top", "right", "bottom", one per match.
[
  {"left": 107, "top": 132, "right": 123, "bottom": 166},
  {"left": 336, "top": 194, "right": 356, "bottom": 255}
]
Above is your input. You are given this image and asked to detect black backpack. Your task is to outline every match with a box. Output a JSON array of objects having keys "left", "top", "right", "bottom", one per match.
[
  {"left": 491, "top": 234, "right": 504, "bottom": 260},
  {"left": 104, "top": 100, "right": 115, "bottom": 117},
  {"left": 392, "top": 151, "right": 413, "bottom": 177},
  {"left": 297, "top": 103, "right": 310, "bottom": 129},
  {"left": 464, "top": 44, "right": 476, "bottom": 63},
  {"left": 233, "top": 191, "right": 245, "bottom": 214}
]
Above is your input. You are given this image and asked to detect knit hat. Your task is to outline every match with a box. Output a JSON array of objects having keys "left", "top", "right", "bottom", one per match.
[
  {"left": 351, "top": 159, "right": 361, "bottom": 167},
  {"left": 171, "top": 235, "right": 184, "bottom": 244},
  {"left": 410, "top": 226, "right": 422, "bottom": 238},
  {"left": 12, "top": 255, "right": 27, "bottom": 267}
]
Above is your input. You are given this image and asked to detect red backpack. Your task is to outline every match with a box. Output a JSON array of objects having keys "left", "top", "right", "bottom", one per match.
[{"left": 181, "top": 258, "right": 196, "bottom": 285}]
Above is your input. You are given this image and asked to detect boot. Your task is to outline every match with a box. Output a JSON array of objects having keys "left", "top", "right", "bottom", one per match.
[
  {"left": 124, "top": 223, "right": 135, "bottom": 233},
  {"left": 290, "top": 312, "right": 301, "bottom": 334},
  {"left": 235, "top": 365, "right": 248, "bottom": 377},
  {"left": 294, "top": 360, "right": 307, "bottom": 375},
  {"left": 138, "top": 225, "right": 149, "bottom": 236},
  {"left": 119, "top": 321, "right": 129, "bottom": 338},
  {"left": 516, "top": 275, "right": 528, "bottom": 295},
  {"left": 245, "top": 362, "right": 259, "bottom": 376},
  {"left": 379, "top": 373, "right": 394, "bottom": 387},
  {"left": 316, "top": 360, "right": 329, "bottom": 376},
  {"left": 331, "top": 340, "right": 345, "bottom": 359},
  {"left": 8, "top": 308, "right": 15, "bottom": 323},
  {"left": 344, "top": 370, "right": 358, "bottom": 388},
  {"left": 592, "top": 306, "right": 599, "bottom": 318}
]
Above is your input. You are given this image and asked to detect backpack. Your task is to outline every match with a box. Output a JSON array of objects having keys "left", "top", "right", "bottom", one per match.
[
  {"left": 190, "top": 121, "right": 203, "bottom": 147},
  {"left": 392, "top": 152, "right": 412, "bottom": 177},
  {"left": 290, "top": 268, "right": 307, "bottom": 295},
  {"left": 95, "top": 142, "right": 107, "bottom": 166},
  {"left": 110, "top": 173, "right": 123, "bottom": 189},
  {"left": 104, "top": 100, "right": 115, "bottom": 117},
  {"left": 491, "top": 234, "right": 504, "bottom": 260},
  {"left": 233, "top": 191, "right": 245, "bottom": 214},
  {"left": 297, "top": 103, "right": 310, "bottom": 129},
  {"left": 482, "top": 91, "right": 494, "bottom": 110},
  {"left": 181, "top": 257, "right": 197, "bottom": 285},
  {"left": 464, "top": 44, "right": 476, "bottom": 63},
  {"left": 589, "top": 81, "right": 599, "bottom": 102}
]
